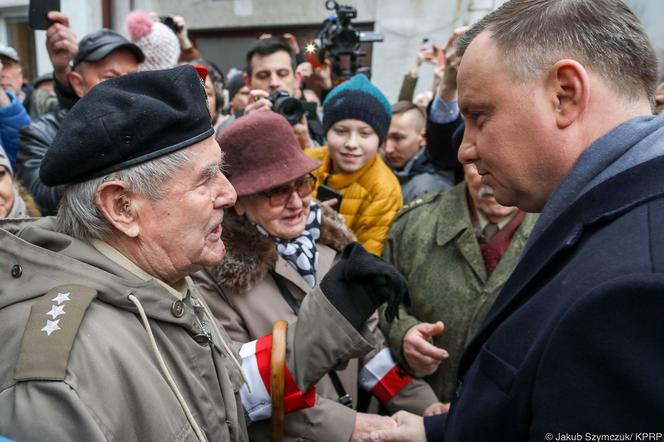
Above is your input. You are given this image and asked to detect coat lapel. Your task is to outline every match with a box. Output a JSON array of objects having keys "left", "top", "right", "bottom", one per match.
[
  {"left": 457, "top": 154, "right": 664, "bottom": 377},
  {"left": 436, "top": 184, "right": 487, "bottom": 284}
]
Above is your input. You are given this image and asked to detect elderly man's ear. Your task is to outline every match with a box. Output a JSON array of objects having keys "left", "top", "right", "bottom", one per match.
[
  {"left": 96, "top": 181, "right": 141, "bottom": 238},
  {"left": 548, "top": 59, "right": 590, "bottom": 130}
]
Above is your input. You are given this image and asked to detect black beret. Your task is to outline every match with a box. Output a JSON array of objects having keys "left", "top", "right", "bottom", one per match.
[{"left": 41, "top": 65, "right": 214, "bottom": 186}]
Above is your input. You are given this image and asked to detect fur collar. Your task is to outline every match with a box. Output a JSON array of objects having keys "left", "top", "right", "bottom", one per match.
[{"left": 208, "top": 203, "right": 355, "bottom": 292}]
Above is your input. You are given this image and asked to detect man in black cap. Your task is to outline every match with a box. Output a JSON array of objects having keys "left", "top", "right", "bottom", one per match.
[
  {"left": 16, "top": 24, "right": 144, "bottom": 216},
  {"left": 0, "top": 65, "right": 408, "bottom": 441}
]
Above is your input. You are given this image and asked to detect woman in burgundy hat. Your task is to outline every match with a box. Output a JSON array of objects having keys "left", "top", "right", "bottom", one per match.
[{"left": 192, "top": 111, "right": 441, "bottom": 442}]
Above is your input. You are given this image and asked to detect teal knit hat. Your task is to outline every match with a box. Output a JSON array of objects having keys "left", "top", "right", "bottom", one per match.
[{"left": 322, "top": 74, "right": 392, "bottom": 144}]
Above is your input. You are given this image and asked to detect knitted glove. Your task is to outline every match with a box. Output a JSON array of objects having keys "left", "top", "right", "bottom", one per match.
[{"left": 321, "top": 242, "right": 410, "bottom": 329}]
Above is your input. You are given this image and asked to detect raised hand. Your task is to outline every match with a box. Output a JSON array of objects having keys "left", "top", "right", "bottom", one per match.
[
  {"left": 439, "top": 26, "right": 470, "bottom": 101},
  {"left": 46, "top": 12, "right": 78, "bottom": 87}
]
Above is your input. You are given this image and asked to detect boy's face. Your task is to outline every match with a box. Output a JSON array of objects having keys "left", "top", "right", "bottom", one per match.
[{"left": 327, "top": 119, "right": 380, "bottom": 174}]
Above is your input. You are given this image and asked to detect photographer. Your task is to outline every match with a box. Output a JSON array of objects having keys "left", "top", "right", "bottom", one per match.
[{"left": 242, "top": 37, "right": 325, "bottom": 149}]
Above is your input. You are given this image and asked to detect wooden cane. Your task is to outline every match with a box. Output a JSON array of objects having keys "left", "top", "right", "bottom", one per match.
[{"left": 271, "top": 320, "right": 288, "bottom": 442}]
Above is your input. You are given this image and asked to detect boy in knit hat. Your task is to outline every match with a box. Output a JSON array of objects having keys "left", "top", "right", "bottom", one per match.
[{"left": 306, "top": 74, "right": 402, "bottom": 255}]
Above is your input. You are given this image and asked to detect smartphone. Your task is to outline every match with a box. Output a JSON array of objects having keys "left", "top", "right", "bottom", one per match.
[
  {"left": 302, "top": 101, "right": 318, "bottom": 120},
  {"left": 29, "top": 0, "right": 60, "bottom": 30},
  {"left": 421, "top": 37, "right": 432, "bottom": 51},
  {"left": 316, "top": 184, "right": 343, "bottom": 212}
]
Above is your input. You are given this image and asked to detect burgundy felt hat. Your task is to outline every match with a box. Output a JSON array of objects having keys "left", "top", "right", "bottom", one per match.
[{"left": 216, "top": 112, "right": 321, "bottom": 197}]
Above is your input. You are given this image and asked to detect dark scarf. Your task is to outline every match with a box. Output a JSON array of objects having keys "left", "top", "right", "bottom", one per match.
[
  {"left": 467, "top": 191, "right": 525, "bottom": 275},
  {"left": 256, "top": 203, "right": 322, "bottom": 287}
]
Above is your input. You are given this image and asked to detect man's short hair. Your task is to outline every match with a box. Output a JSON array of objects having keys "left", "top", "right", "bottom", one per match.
[
  {"left": 391, "top": 101, "right": 426, "bottom": 131},
  {"left": 457, "top": 0, "right": 658, "bottom": 107},
  {"left": 245, "top": 37, "right": 296, "bottom": 77}
]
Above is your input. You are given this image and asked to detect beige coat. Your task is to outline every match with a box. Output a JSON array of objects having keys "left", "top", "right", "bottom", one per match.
[
  {"left": 193, "top": 204, "right": 438, "bottom": 442},
  {"left": 0, "top": 217, "right": 375, "bottom": 441}
]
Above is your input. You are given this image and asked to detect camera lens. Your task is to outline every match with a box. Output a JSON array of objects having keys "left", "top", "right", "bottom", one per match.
[{"left": 269, "top": 91, "right": 304, "bottom": 125}]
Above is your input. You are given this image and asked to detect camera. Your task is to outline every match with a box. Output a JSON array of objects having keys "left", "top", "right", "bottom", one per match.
[
  {"left": 269, "top": 90, "right": 304, "bottom": 125},
  {"left": 314, "top": 0, "right": 383, "bottom": 80},
  {"left": 160, "top": 16, "right": 182, "bottom": 35}
]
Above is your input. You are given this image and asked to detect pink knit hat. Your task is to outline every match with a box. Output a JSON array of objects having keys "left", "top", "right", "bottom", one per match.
[{"left": 126, "top": 10, "right": 180, "bottom": 72}]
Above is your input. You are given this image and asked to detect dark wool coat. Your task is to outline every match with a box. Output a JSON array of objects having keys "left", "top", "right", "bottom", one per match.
[{"left": 427, "top": 155, "right": 664, "bottom": 442}]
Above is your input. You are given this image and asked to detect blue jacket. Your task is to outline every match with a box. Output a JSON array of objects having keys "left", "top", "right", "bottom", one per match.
[
  {"left": 0, "top": 90, "right": 31, "bottom": 168},
  {"left": 427, "top": 117, "right": 664, "bottom": 441}
]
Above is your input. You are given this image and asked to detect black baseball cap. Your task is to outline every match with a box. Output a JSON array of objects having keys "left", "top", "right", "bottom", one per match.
[{"left": 72, "top": 29, "right": 144, "bottom": 68}]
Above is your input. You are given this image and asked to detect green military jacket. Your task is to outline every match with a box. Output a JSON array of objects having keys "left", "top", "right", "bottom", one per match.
[{"left": 381, "top": 183, "right": 538, "bottom": 402}]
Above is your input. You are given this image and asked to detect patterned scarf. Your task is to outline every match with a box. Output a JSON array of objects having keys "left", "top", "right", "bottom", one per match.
[{"left": 256, "top": 202, "right": 321, "bottom": 288}]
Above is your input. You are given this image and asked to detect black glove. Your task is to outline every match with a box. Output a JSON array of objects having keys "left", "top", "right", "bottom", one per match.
[{"left": 320, "top": 242, "right": 410, "bottom": 330}]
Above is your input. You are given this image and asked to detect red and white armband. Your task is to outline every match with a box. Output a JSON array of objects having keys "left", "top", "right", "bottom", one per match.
[
  {"left": 359, "top": 347, "right": 412, "bottom": 405},
  {"left": 239, "top": 334, "right": 316, "bottom": 421}
]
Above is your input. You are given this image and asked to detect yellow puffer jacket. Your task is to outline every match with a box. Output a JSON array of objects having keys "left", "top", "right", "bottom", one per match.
[{"left": 305, "top": 146, "right": 403, "bottom": 255}]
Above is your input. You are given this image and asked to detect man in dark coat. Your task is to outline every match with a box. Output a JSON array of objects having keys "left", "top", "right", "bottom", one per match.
[{"left": 370, "top": 1, "right": 664, "bottom": 441}]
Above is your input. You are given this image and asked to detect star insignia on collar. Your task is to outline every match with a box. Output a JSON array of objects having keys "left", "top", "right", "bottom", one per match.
[
  {"left": 46, "top": 304, "right": 66, "bottom": 319},
  {"left": 41, "top": 319, "right": 61, "bottom": 336},
  {"left": 52, "top": 292, "right": 71, "bottom": 305}
]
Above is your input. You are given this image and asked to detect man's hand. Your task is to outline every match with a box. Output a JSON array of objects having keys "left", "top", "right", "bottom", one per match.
[
  {"left": 423, "top": 401, "right": 450, "bottom": 416},
  {"left": 351, "top": 412, "right": 397, "bottom": 442},
  {"left": 314, "top": 59, "right": 333, "bottom": 91},
  {"left": 369, "top": 411, "right": 426, "bottom": 442},
  {"left": 283, "top": 32, "right": 301, "bottom": 55},
  {"left": 403, "top": 322, "right": 448, "bottom": 376},
  {"left": 296, "top": 61, "right": 313, "bottom": 85},
  {"left": 439, "top": 26, "right": 470, "bottom": 101},
  {"left": 172, "top": 15, "right": 192, "bottom": 50},
  {"left": 243, "top": 89, "right": 272, "bottom": 116},
  {"left": 46, "top": 12, "right": 78, "bottom": 87},
  {"left": 293, "top": 115, "right": 313, "bottom": 150}
]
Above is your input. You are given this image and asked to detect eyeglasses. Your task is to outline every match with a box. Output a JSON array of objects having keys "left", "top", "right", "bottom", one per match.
[{"left": 259, "top": 174, "right": 317, "bottom": 207}]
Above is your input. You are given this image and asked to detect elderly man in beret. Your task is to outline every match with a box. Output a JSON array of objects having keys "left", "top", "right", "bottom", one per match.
[{"left": 0, "top": 65, "right": 407, "bottom": 441}]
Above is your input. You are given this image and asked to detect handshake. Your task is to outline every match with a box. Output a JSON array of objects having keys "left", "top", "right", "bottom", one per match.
[{"left": 351, "top": 404, "right": 449, "bottom": 442}]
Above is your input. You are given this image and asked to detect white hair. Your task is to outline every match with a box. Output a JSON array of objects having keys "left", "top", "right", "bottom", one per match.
[{"left": 56, "top": 150, "right": 191, "bottom": 241}]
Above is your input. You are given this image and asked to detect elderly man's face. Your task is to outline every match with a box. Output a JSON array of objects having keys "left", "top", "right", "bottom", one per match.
[
  {"left": 135, "top": 137, "right": 237, "bottom": 275},
  {"left": 457, "top": 32, "right": 558, "bottom": 212},
  {"left": 71, "top": 49, "right": 139, "bottom": 97},
  {"left": 0, "top": 56, "right": 24, "bottom": 95},
  {"left": 464, "top": 163, "right": 516, "bottom": 222}
]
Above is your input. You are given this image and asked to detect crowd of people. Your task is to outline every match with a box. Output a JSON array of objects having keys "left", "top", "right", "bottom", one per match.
[{"left": 1, "top": 0, "right": 663, "bottom": 441}]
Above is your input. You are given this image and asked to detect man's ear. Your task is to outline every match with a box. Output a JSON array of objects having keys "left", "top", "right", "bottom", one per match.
[
  {"left": 95, "top": 180, "right": 140, "bottom": 238},
  {"left": 548, "top": 59, "right": 590, "bottom": 129},
  {"left": 68, "top": 70, "right": 87, "bottom": 98},
  {"left": 243, "top": 72, "right": 251, "bottom": 88}
]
